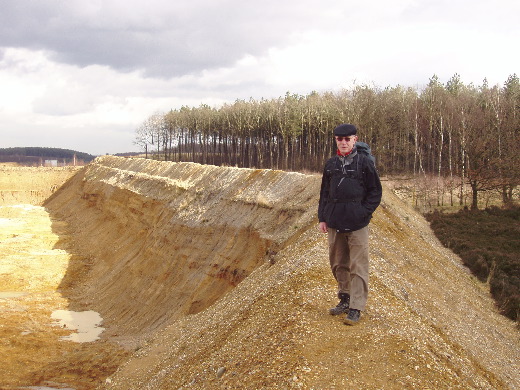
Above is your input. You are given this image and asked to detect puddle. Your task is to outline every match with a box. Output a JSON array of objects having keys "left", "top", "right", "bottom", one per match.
[{"left": 51, "top": 310, "right": 105, "bottom": 342}]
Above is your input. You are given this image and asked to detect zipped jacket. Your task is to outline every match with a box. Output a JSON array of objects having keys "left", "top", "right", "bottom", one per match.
[{"left": 318, "top": 148, "right": 382, "bottom": 232}]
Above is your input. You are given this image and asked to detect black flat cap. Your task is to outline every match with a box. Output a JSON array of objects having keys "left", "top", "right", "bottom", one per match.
[{"left": 333, "top": 124, "right": 357, "bottom": 136}]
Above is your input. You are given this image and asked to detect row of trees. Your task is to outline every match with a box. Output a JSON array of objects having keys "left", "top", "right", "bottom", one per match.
[
  {"left": 0, "top": 147, "right": 95, "bottom": 166},
  {"left": 134, "top": 74, "right": 519, "bottom": 209},
  {"left": 0, "top": 147, "right": 95, "bottom": 162}
]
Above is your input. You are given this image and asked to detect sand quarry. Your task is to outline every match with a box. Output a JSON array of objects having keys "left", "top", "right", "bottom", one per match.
[{"left": 0, "top": 156, "right": 518, "bottom": 390}]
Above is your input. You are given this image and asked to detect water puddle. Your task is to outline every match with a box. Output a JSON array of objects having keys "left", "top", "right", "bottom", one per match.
[{"left": 51, "top": 310, "right": 105, "bottom": 342}]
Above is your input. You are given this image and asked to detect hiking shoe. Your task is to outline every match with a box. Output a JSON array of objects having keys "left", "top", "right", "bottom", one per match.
[
  {"left": 343, "top": 309, "right": 361, "bottom": 325},
  {"left": 329, "top": 294, "right": 350, "bottom": 315}
]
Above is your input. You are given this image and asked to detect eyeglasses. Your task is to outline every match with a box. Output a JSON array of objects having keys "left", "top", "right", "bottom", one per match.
[{"left": 335, "top": 136, "right": 353, "bottom": 142}]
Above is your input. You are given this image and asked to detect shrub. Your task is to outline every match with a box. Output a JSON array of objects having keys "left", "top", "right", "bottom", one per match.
[{"left": 461, "top": 249, "right": 490, "bottom": 281}]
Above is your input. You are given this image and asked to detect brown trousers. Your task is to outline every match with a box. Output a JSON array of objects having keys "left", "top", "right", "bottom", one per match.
[{"left": 327, "top": 226, "right": 369, "bottom": 311}]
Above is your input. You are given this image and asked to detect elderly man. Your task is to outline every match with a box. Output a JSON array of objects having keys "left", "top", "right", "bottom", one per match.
[{"left": 318, "top": 124, "right": 382, "bottom": 325}]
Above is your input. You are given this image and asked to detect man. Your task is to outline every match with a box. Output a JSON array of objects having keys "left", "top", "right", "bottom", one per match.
[{"left": 318, "top": 124, "right": 382, "bottom": 325}]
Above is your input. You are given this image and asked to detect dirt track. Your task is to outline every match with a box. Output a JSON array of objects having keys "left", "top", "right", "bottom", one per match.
[{"left": 1, "top": 158, "right": 518, "bottom": 389}]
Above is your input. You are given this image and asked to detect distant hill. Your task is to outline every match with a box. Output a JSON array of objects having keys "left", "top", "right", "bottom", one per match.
[{"left": 0, "top": 147, "right": 96, "bottom": 166}]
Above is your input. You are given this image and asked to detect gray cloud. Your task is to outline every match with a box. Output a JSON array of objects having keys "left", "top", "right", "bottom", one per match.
[
  {"left": 0, "top": 0, "right": 335, "bottom": 78},
  {"left": 2, "top": 0, "right": 518, "bottom": 155}
]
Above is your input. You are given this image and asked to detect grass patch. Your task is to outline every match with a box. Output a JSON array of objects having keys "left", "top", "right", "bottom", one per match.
[{"left": 425, "top": 205, "right": 520, "bottom": 322}]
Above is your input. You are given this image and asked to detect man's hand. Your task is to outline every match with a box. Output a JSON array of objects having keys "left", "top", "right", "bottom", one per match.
[{"left": 318, "top": 222, "right": 328, "bottom": 233}]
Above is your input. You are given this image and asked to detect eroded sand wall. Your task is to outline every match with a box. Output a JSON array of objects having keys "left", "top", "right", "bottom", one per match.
[{"left": 44, "top": 156, "right": 321, "bottom": 336}]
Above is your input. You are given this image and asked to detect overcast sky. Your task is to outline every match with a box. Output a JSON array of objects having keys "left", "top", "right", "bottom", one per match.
[{"left": 1, "top": 0, "right": 518, "bottom": 156}]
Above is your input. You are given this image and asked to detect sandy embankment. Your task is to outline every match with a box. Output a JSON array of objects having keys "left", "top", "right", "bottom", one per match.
[
  {"left": 43, "top": 156, "right": 320, "bottom": 340},
  {"left": 1, "top": 157, "right": 519, "bottom": 389}
]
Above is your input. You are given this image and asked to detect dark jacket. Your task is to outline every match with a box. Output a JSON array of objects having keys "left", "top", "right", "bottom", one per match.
[{"left": 318, "top": 148, "right": 382, "bottom": 232}]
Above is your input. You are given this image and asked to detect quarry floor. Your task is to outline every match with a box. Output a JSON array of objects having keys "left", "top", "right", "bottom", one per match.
[{"left": 0, "top": 204, "right": 129, "bottom": 389}]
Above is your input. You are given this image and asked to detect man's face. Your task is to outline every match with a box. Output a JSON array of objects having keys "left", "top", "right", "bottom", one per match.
[{"left": 335, "top": 135, "right": 357, "bottom": 155}]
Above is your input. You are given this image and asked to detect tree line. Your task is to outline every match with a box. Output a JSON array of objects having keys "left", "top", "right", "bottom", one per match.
[
  {"left": 0, "top": 147, "right": 95, "bottom": 165},
  {"left": 134, "top": 74, "right": 519, "bottom": 210}
]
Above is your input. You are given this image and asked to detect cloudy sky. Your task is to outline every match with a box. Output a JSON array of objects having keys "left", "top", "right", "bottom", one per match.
[{"left": 1, "top": 0, "right": 518, "bottom": 156}]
